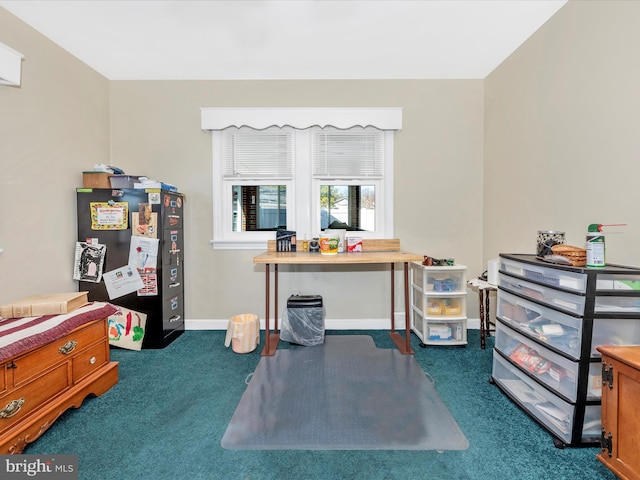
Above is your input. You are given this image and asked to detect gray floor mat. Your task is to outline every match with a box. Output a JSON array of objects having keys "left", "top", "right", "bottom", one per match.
[{"left": 221, "top": 335, "right": 469, "bottom": 450}]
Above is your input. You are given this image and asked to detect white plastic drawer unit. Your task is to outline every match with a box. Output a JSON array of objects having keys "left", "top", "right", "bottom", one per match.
[
  {"left": 495, "top": 321, "right": 579, "bottom": 402},
  {"left": 497, "top": 289, "right": 583, "bottom": 360},
  {"left": 500, "top": 257, "right": 587, "bottom": 293},
  {"left": 499, "top": 274, "right": 586, "bottom": 316},
  {"left": 411, "top": 263, "right": 467, "bottom": 294},
  {"left": 492, "top": 352, "right": 601, "bottom": 444}
]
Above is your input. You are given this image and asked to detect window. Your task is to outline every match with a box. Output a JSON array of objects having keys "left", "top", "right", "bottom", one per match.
[
  {"left": 311, "top": 126, "right": 385, "bottom": 234},
  {"left": 232, "top": 185, "right": 287, "bottom": 232},
  {"left": 202, "top": 107, "right": 402, "bottom": 249}
]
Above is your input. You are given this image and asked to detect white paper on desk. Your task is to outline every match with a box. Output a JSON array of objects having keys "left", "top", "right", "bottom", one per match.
[{"left": 103, "top": 265, "right": 145, "bottom": 300}]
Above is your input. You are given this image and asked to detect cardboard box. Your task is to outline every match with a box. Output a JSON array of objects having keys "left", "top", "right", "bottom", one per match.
[
  {"left": 83, "top": 172, "right": 112, "bottom": 188},
  {"left": 0, "top": 292, "right": 89, "bottom": 318},
  {"left": 347, "top": 236, "right": 363, "bottom": 252},
  {"left": 428, "top": 325, "right": 452, "bottom": 341}
]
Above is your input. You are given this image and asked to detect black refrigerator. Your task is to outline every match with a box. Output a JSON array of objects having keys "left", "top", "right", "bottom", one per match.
[{"left": 76, "top": 187, "right": 185, "bottom": 348}]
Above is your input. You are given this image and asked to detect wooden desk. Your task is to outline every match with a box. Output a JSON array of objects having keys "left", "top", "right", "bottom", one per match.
[{"left": 253, "top": 240, "right": 423, "bottom": 356}]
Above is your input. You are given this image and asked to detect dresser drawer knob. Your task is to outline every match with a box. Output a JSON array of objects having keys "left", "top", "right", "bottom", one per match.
[
  {"left": 59, "top": 340, "right": 78, "bottom": 355},
  {"left": 89, "top": 357, "right": 97, "bottom": 365},
  {"left": 0, "top": 398, "right": 24, "bottom": 418}
]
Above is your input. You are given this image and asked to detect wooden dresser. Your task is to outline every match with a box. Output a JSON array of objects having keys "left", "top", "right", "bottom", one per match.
[
  {"left": 597, "top": 345, "right": 640, "bottom": 480},
  {"left": 0, "top": 316, "right": 118, "bottom": 453}
]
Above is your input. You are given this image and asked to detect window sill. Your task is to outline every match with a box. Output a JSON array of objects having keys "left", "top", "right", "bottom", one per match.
[{"left": 210, "top": 239, "right": 268, "bottom": 251}]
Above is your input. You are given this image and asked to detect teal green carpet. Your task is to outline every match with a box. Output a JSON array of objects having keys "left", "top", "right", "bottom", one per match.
[{"left": 25, "top": 330, "right": 615, "bottom": 480}]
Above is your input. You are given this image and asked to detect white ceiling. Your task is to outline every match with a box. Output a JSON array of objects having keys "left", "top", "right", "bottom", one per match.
[{"left": 0, "top": 0, "right": 567, "bottom": 80}]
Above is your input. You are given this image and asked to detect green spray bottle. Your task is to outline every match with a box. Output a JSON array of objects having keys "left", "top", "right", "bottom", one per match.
[
  {"left": 586, "top": 223, "right": 627, "bottom": 268},
  {"left": 586, "top": 224, "right": 606, "bottom": 268}
]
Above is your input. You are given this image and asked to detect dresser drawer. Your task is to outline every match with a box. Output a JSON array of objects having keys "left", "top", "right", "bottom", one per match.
[
  {"left": 72, "top": 340, "right": 108, "bottom": 384},
  {"left": 495, "top": 321, "right": 579, "bottom": 402},
  {"left": 497, "top": 289, "right": 583, "bottom": 360},
  {"left": 499, "top": 274, "right": 586, "bottom": 316},
  {"left": 12, "top": 319, "right": 106, "bottom": 386},
  {"left": 0, "top": 363, "right": 69, "bottom": 434}
]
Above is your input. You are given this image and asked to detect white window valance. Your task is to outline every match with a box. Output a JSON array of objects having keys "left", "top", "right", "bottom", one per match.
[{"left": 200, "top": 107, "right": 403, "bottom": 131}]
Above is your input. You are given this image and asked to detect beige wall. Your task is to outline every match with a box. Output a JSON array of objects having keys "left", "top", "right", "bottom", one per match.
[
  {"left": 485, "top": 0, "right": 640, "bottom": 268},
  {"left": 0, "top": 8, "right": 110, "bottom": 304},
  {"left": 0, "top": 6, "right": 484, "bottom": 324},
  {"left": 109, "top": 80, "right": 484, "bottom": 324}
]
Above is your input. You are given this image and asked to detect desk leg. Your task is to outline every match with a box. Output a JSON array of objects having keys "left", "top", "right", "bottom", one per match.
[
  {"left": 478, "top": 290, "right": 486, "bottom": 350},
  {"left": 261, "top": 263, "right": 279, "bottom": 356},
  {"left": 274, "top": 264, "right": 279, "bottom": 332},
  {"left": 390, "top": 263, "right": 395, "bottom": 333},
  {"left": 389, "top": 262, "right": 415, "bottom": 355}
]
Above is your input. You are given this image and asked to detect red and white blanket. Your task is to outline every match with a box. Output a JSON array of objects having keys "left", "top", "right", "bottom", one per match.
[{"left": 0, "top": 302, "right": 117, "bottom": 363}]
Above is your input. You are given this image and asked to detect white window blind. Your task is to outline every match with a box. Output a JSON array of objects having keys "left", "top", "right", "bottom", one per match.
[
  {"left": 311, "top": 126, "right": 384, "bottom": 178},
  {"left": 222, "top": 126, "right": 293, "bottom": 178}
]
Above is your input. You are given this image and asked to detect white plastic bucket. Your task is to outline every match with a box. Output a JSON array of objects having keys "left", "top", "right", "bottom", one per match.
[
  {"left": 224, "top": 313, "right": 260, "bottom": 353},
  {"left": 325, "top": 229, "right": 346, "bottom": 253}
]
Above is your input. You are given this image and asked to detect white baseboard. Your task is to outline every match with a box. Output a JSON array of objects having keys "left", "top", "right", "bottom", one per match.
[{"left": 185, "top": 315, "right": 482, "bottom": 331}]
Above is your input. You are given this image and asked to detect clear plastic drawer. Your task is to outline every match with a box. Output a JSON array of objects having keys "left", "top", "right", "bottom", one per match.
[
  {"left": 594, "top": 296, "right": 640, "bottom": 313},
  {"left": 586, "top": 362, "right": 602, "bottom": 401},
  {"left": 411, "top": 263, "right": 466, "bottom": 294},
  {"left": 411, "top": 307, "right": 425, "bottom": 335},
  {"left": 581, "top": 405, "right": 602, "bottom": 441},
  {"left": 595, "top": 274, "right": 640, "bottom": 291},
  {"left": 499, "top": 274, "right": 586, "bottom": 316},
  {"left": 492, "top": 351, "right": 575, "bottom": 444},
  {"left": 411, "top": 308, "right": 467, "bottom": 345},
  {"left": 495, "top": 322, "right": 579, "bottom": 402},
  {"left": 591, "top": 318, "right": 640, "bottom": 356},
  {"left": 412, "top": 285, "right": 466, "bottom": 317},
  {"left": 426, "top": 322, "right": 466, "bottom": 342},
  {"left": 500, "top": 257, "right": 587, "bottom": 293},
  {"left": 497, "top": 290, "right": 583, "bottom": 360}
]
